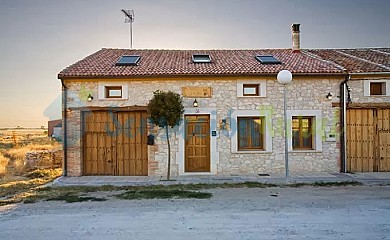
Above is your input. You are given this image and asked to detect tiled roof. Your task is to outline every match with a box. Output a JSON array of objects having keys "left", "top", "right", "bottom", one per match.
[
  {"left": 58, "top": 49, "right": 346, "bottom": 79},
  {"left": 307, "top": 48, "right": 390, "bottom": 73}
]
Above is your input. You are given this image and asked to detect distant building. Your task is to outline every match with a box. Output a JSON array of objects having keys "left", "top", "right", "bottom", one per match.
[
  {"left": 52, "top": 122, "right": 62, "bottom": 141},
  {"left": 48, "top": 119, "right": 62, "bottom": 138}
]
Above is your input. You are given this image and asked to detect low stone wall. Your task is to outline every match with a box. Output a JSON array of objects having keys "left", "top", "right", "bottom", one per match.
[{"left": 25, "top": 150, "right": 63, "bottom": 170}]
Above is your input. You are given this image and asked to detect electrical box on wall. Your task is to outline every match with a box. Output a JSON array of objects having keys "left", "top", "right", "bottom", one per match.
[
  {"left": 147, "top": 134, "right": 155, "bottom": 145},
  {"left": 325, "top": 133, "right": 336, "bottom": 142}
]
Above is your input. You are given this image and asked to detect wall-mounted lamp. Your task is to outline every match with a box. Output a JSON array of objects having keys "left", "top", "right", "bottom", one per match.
[
  {"left": 193, "top": 99, "right": 198, "bottom": 107},
  {"left": 220, "top": 118, "right": 230, "bottom": 131},
  {"left": 326, "top": 92, "right": 333, "bottom": 100},
  {"left": 87, "top": 94, "right": 93, "bottom": 102}
]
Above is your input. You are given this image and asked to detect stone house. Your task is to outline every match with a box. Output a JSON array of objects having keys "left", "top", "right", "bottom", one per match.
[{"left": 58, "top": 25, "right": 390, "bottom": 177}]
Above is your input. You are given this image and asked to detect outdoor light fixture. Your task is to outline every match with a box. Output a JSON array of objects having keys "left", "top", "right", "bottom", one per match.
[
  {"left": 326, "top": 92, "right": 333, "bottom": 100},
  {"left": 193, "top": 99, "right": 198, "bottom": 107},
  {"left": 277, "top": 70, "right": 293, "bottom": 179},
  {"left": 87, "top": 94, "right": 93, "bottom": 102}
]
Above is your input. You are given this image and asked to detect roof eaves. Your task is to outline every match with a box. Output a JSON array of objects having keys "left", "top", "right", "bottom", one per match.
[{"left": 58, "top": 71, "right": 346, "bottom": 80}]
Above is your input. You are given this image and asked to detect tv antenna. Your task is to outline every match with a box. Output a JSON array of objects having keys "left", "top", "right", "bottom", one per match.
[{"left": 121, "top": 9, "right": 135, "bottom": 49}]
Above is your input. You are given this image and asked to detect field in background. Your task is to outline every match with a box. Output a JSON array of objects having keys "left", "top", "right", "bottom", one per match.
[{"left": 0, "top": 128, "right": 62, "bottom": 179}]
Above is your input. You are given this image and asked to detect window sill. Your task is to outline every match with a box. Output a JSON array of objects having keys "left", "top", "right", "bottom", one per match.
[
  {"left": 98, "top": 98, "right": 129, "bottom": 101},
  {"left": 237, "top": 96, "right": 266, "bottom": 98},
  {"left": 232, "top": 150, "right": 272, "bottom": 154},
  {"left": 289, "top": 150, "right": 322, "bottom": 153}
]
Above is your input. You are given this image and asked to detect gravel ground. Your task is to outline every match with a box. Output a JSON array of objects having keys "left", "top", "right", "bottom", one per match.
[{"left": 0, "top": 185, "right": 389, "bottom": 240}]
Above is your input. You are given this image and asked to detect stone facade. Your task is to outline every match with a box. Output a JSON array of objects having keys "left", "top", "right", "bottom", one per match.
[
  {"left": 64, "top": 76, "right": 343, "bottom": 177},
  {"left": 348, "top": 77, "right": 390, "bottom": 103}
]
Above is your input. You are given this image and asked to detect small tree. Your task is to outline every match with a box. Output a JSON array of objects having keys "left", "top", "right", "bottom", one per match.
[{"left": 147, "top": 90, "right": 184, "bottom": 180}]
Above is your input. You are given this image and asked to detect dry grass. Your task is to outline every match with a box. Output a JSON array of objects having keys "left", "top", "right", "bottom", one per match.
[
  {"left": 0, "top": 152, "right": 9, "bottom": 175},
  {"left": 5, "top": 143, "right": 61, "bottom": 173},
  {"left": 0, "top": 168, "right": 62, "bottom": 206},
  {"left": 7, "top": 143, "right": 61, "bottom": 160}
]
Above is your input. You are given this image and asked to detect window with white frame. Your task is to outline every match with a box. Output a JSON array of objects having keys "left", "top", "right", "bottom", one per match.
[
  {"left": 105, "top": 86, "right": 122, "bottom": 98},
  {"left": 287, "top": 110, "right": 322, "bottom": 152},
  {"left": 231, "top": 109, "right": 272, "bottom": 153},
  {"left": 237, "top": 80, "right": 266, "bottom": 97},
  {"left": 98, "top": 82, "right": 129, "bottom": 100},
  {"left": 238, "top": 117, "right": 264, "bottom": 150},
  {"left": 363, "top": 80, "right": 390, "bottom": 96},
  {"left": 292, "top": 116, "right": 313, "bottom": 150}
]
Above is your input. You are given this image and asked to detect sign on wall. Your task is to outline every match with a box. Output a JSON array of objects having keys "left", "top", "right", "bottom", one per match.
[{"left": 182, "top": 87, "right": 212, "bottom": 98}]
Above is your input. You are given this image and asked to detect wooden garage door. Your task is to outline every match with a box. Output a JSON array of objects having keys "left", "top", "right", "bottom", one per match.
[
  {"left": 378, "top": 109, "right": 390, "bottom": 171},
  {"left": 83, "top": 111, "right": 148, "bottom": 176},
  {"left": 346, "top": 108, "right": 390, "bottom": 172}
]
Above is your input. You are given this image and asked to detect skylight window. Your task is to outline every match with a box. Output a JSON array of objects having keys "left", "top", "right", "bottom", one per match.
[
  {"left": 116, "top": 55, "right": 141, "bottom": 66},
  {"left": 192, "top": 54, "right": 211, "bottom": 63},
  {"left": 255, "top": 55, "right": 282, "bottom": 64}
]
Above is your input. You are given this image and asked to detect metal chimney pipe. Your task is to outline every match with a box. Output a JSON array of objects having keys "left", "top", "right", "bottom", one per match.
[{"left": 292, "top": 23, "right": 300, "bottom": 53}]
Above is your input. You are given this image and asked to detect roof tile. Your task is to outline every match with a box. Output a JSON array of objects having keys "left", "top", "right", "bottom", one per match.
[{"left": 58, "top": 49, "right": 345, "bottom": 79}]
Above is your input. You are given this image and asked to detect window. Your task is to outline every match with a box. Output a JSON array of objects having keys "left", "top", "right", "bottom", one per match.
[
  {"left": 370, "top": 82, "right": 386, "bottom": 95},
  {"left": 255, "top": 55, "right": 281, "bottom": 64},
  {"left": 292, "top": 117, "right": 313, "bottom": 150},
  {"left": 238, "top": 117, "right": 264, "bottom": 150},
  {"left": 364, "top": 80, "right": 390, "bottom": 97},
  {"left": 192, "top": 54, "right": 211, "bottom": 63},
  {"left": 116, "top": 55, "right": 140, "bottom": 66},
  {"left": 231, "top": 110, "right": 272, "bottom": 153},
  {"left": 243, "top": 84, "right": 259, "bottom": 96},
  {"left": 98, "top": 83, "right": 128, "bottom": 100},
  {"left": 237, "top": 80, "right": 266, "bottom": 97},
  {"left": 287, "top": 110, "right": 322, "bottom": 151},
  {"left": 105, "top": 86, "right": 122, "bottom": 98}
]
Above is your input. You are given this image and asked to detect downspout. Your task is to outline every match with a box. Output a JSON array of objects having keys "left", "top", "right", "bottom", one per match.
[
  {"left": 339, "top": 73, "right": 350, "bottom": 173},
  {"left": 61, "top": 79, "right": 68, "bottom": 176}
]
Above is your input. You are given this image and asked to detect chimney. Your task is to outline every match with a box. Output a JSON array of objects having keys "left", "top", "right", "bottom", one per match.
[{"left": 291, "top": 23, "right": 300, "bottom": 53}]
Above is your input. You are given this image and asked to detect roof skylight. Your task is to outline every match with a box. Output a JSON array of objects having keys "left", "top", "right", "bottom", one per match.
[
  {"left": 255, "top": 55, "right": 282, "bottom": 64},
  {"left": 116, "top": 55, "right": 141, "bottom": 66},
  {"left": 192, "top": 54, "right": 211, "bottom": 63}
]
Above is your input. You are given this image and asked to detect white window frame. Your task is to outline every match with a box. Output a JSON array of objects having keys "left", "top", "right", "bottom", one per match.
[
  {"left": 287, "top": 110, "right": 323, "bottom": 152},
  {"left": 237, "top": 80, "right": 266, "bottom": 97},
  {"left": 98, "top": 82, "right": 129, "bottom": 100},
  {"left": 363, "top": 80, "right": 390, "bottom": 96},
  {"left": 231, "top": 109, "right": 272, "bottom": 153}
]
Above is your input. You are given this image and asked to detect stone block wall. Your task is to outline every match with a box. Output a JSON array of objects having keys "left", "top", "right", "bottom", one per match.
[
  {"left": 64, "top": 76, "right": 343, "bottom": 176},
  {"left": 348, "top": 78, "right": 390, "bottom": 103}
]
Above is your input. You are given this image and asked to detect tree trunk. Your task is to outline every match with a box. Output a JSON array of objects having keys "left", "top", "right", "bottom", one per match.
[{"left": 166, "top": 126, "right": 171, "bottom": 180}]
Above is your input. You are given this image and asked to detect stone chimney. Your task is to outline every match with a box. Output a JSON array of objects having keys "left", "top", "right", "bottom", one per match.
[{"left": 292, "top": 23, "right": 300, "bottom": 53}]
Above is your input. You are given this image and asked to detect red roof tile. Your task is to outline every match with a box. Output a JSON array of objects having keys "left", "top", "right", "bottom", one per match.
[
  {"left": 58, "top": 49, "right": 345, "bottom": 79},
  {"left": 307, "top": 48, "right": 390, "bottom": 73}
]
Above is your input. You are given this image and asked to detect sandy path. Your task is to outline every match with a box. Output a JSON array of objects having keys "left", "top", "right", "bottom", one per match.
[{"left": 1, "top": 186, "right": 389, "bottom": 240}]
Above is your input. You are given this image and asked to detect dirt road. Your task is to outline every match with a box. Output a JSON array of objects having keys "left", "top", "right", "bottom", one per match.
[{"left": 1, "top": 186, "right": 389, "bottom": 240}]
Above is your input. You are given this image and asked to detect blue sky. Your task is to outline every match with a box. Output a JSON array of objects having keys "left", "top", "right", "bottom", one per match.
[{"left": 0, "top": 0, "right": 389, "bottom": 127}]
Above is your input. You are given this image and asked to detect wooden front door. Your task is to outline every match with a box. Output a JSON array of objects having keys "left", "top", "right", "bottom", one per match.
[
  {"left": 83, "top": 110, "right": 148, "bottom": 176},
  {"left": 185, "top": 115, "right": 210, "bottom": 172},
  {"left": 346, "top": 108, "right": 390, "bottom": 172}
]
